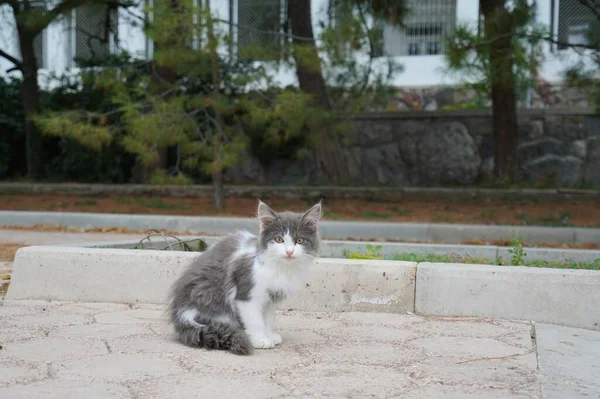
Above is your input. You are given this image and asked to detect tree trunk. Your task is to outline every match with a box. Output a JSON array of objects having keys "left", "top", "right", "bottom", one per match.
[
  {"left": 212, "top": 169, "right": 225, "bottom": 210},
  {"left": 287, "top": 0, "right": 343, "bottom": 184},
  {"left": 480, "top": 0, "right": 519, "bottom": 182},
  {"left": 287, "top": 0, "right": 330, "bottom": 109},
  {"left": 16, "top": 25, "right": 44, "bottom": 180}
]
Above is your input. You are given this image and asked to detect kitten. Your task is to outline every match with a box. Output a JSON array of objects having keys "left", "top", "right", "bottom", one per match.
[{"left": 167, "top": 200, "right": 322, "bottom": 355}]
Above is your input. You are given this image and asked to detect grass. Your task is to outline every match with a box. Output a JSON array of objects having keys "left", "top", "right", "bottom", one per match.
[
  {"left": 516, "top": 211, "right": 572, "bottom": 227},
  {"left": 391, "top": 207, "right": 412, "bottom": 216},
  {"left": 74, "top": 199, "right": 98, "bottom": 206},
  {"left": 344, "top": 238, "right": 600, "bottom": 271},
  {"left": 362, "top": 211, "right": 391, "bottom": 219},
  {"left": 134, "top": 198, "right": 190, "bottom": 210}
]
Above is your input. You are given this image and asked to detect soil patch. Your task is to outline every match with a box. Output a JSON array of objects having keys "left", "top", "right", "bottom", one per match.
[{"left": 1, "top": 193, "right": 600, "bottom": 228}]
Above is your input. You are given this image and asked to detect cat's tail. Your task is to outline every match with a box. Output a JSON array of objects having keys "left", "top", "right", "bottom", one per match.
[{"left": 174, "top": 321, "right": 253, "bottom": 355}]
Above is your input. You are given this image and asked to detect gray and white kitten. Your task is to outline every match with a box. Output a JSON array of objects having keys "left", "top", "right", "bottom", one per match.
[{"left": 167, "top": 200, "right": 322, "bottom": 355}]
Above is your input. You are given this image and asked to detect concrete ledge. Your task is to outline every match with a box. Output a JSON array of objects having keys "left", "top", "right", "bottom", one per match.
[
  {"left": 2, "top": 211, "right": 599, "bottom": 244},
  {"left": 6, "top": 246, "right": 416, "bottom": 314},
  {"left": 415, "top": 263, "right": 600, "bottom": 331},
  {"left": 281, "top": 258, "right": 416, "bottom": 313}
]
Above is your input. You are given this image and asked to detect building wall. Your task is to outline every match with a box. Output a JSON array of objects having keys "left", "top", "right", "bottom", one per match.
[{"left": 0, "top": 1, "right": 596, "bottom": 89}]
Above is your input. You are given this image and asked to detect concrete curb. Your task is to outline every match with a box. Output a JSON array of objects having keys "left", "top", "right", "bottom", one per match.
[
  {"left": 1, "top": 182, "right": 599, "bottom": 201},
  {"left": 415, "top": 263, "right": 600, "bottom": 331},
  {"left": 2, "top": 210, "right": 599, "bottom": 244},
  {"left": 6, "top": 243, "right": 599, "bottom": 330},
  {"left": 6, "top": 246, "right": 416, "bottom": 314}
]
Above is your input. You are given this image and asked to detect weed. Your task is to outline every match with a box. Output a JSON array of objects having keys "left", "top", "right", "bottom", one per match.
[
  {"left": 324, "top": 211, "right": 341, "bottom": 220},
  {"left": 515, "top": 211, "right": 531, "bottom": 225},
  {"left": 516, "top": 211, "right": 572, "bottom": 227},
  {"left": 135, "top": 198, "right": 189, "bottom": 210},
  {"left": 507, "top": 234, "right": 526, "bottom": 265},
  {"left": 116, "top": 196, "right": 133, "bottom": 204},
  {"left": 539, "top": 211, "right": 572, "bottom": 227},
  {"left": 345, "top": 244, "right": 384, "bottom": 260},
  {"left": 432, "top": 212, "right": 446, "bottom": 222},
  {"left": 481, "top": 207, "right": 496, "bottom": 219},
  {"left": 391, "top": 207, "right": 412, "bottom": 216},
  {"left": 75, "top": 199, "right": 98, "bottom": 206},
  {"left": 362, "top": 212, "right": 391, "bottom": 219}
]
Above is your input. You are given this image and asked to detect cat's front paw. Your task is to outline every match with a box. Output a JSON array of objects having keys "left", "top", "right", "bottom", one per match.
[
  {"left": 249, "top": 335, "right": 276, "bottom": 349},
  {"left": 268, "top": 332, "right": 282, "bottom": 345}
]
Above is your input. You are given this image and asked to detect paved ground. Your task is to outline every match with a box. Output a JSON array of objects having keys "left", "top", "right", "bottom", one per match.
[
  {"left": 0, "top": 300, "right": 587, "bottom": 399},
  {"left": 1, "top": 231, "right": 599, "bottom": 398}
]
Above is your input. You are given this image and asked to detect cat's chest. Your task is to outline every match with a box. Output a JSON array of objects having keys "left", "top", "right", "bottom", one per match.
[{"left": 253, "top": 262, "right": 305, "bottom": 298}]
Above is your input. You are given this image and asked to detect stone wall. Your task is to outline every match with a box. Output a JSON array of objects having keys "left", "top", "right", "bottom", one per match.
[{"left": 227, "top": 109, "right": 600, "bottom": 187}]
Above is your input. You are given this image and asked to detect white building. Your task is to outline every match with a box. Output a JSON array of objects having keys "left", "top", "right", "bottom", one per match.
[{"left": 0, "top": 0, "right": 596, "bottom": 89}]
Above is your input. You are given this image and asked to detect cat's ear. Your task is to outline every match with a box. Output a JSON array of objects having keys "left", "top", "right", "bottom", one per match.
[
  {"left": 257, "top": 200, "right": 278, "bottom": 231},
  {"left": 300, "top": 201, "right": 322, "bottom": 232}
]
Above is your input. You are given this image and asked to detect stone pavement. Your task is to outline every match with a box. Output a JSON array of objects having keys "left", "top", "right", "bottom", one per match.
[{"left": 0, "top": 300, "right": 546, "bottom": 399}]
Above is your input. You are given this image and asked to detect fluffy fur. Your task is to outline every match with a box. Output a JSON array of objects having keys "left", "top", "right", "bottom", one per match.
[{"left": 167, "top": 200, "right": 322, "bottom": 355}]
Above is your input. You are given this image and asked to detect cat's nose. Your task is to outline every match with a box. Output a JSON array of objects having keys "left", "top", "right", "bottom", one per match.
[{"left": 285, "top": 250, "right": 294, "bottom": 257}]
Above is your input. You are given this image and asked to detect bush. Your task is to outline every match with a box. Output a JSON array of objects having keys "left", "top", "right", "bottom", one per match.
[{"left": 0, "top": 78, "right": 26, "bottom": 178}]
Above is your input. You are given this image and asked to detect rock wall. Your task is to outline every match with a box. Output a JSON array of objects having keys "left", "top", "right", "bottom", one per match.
[{"left": 227, "top": 109, "right": 600, "bottom": 187}]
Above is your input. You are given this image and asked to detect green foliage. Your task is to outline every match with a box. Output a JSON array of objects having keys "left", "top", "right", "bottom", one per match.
[
  {"left": 507, "top": 234, "right": 526, "bottom": 266},
  {"left": 345, "top": 244, "right": 384, "bottom": 260},
  {"left": 444, "top": 0, "right": 547, "bottom": 101},
  {"left": 319, "top": 0, "right": 404, "bottom": 111},
  {"left": 149, "top": 170, "right": 192, "bottom": 186},
  {"left": 0, "top": 78, "right": 26, "bottom": 178}
]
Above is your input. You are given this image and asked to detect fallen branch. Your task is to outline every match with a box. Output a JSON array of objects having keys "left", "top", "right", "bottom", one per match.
[{"left": 456, "top": 350, "right": 533, "bottom": 365}]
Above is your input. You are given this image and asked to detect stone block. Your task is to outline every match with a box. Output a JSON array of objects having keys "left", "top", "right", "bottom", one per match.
[
  {"left": 416, "top": 121, "right": 481, "bottom": 185},
  {"left": 7, "top": 246, "right": 200, "bottom": 303},
  {"left": 279, "top": 258, "right": 416, "bottom": 313},
  {"left": 415, "top": 263, "right": 600, "bottom": 330}
]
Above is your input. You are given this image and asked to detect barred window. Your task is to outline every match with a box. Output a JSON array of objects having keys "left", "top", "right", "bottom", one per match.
[
  {"left": 33, "top": 30, "right": 46, "bottom": 69},
  {"left": 236, "top": 0, "right": 286, "bottom": 60},
  {"left": 73, "top": 3, "right": 118, "bottom": 62},
  {"left": 555, "top": 0, "right": 598, "bottom": 50},
  {"left": 383, "top": 0, "right": 457, "bottom": 56}
]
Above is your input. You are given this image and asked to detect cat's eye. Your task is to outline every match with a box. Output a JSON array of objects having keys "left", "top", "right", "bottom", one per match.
[
  {"left": 295, "top": 237, "right": 305, "bottom": 244},
  {"left": 274, "top": 236, "right": 284, "bottom": 243}
]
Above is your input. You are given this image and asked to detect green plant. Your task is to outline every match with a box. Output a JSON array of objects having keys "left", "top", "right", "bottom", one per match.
[
  {"left": 134, "top": 198, "right": 189, "bottom": 211},
  {"left": 391, "top": 207, "right": 412, "bottom": 216},
  {"left": 74, "top": 199, "right": 98, "bottom": 206},
  {"left": 362, "top": 211, "right": 391, "bottom": 219},
  {"left": 345, "top": 244, "right": 384, "bottom": 260},
  {"left": 507, "top": 233, "right": 526, "bottom": 265}
]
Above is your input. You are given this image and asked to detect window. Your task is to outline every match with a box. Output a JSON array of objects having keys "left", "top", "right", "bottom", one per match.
[
  {"left": 426, "top": 41, "right": 440, "bottom": 55},
  {"left": 408, "top": 43, "right": 420, "bottom": 55},
  {"left": 236, "top": 0, "right": 286, "bottom": 61},
  {"left": 383, "top": 0, "right": 457, "bottom": 56},
  {"left": 555, "top": 0, "right": 597, "bottom": 50},
  {"left": 72, "top": 3, "right": 118, "bottom": 64},
  {"left": 33, "top": 31, "right": 46, "bottom": 69}
]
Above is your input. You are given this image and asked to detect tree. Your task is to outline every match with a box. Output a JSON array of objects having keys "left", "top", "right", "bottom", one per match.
[
  {"left": 445, "top": 0, "right": 600, "bottom": 183},
  {"left": 444, "top": 0, "right": 544, "bottom": 182},
  {"left": 0, "top": 0, "right": 135, "bottom": 179},
  {"left": 34, "top": 0, "right": 334, "bottom": 209},
  {"left": 286, "top": 0, "right": 406, "bottom": 183}
]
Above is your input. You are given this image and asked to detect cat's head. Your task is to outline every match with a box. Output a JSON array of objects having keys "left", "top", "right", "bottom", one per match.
[{"left": 257, "top": 200, "right": 322, "bottom": 263}]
